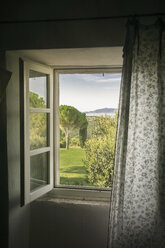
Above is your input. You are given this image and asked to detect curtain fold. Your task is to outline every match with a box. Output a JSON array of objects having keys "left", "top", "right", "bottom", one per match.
[{"left": 108, "top": 20, "right": 165, "bottom": 248}]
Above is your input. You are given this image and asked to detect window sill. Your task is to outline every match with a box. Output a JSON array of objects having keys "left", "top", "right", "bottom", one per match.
[
  {"left": 46, "top": 187, "right": 111, "bottom": 203},
  {"left": 36, "top": 196, "right": 111, "bottom": 206}
]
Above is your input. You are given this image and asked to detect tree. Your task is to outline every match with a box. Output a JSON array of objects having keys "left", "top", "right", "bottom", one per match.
[
  {"left": 59, "top": 105, "right": 88, "bottom": 150},
  {"left": 29, "top": 91, "right": 47, "bottom": 149},
  {"left": 60, "top": 129, "right": 66, "bottom": 148},
  {"left": 29, "top": 91, "right": 46, "bottom": 108},
  {"left": 79, "top": 113, "right": 88, "bottom": 148},
  {"left": 79, "top": 127, "right": 87, "bottom": 148},
  {"left": 83, "top": 114, "right": 117, "bottom": 187}
]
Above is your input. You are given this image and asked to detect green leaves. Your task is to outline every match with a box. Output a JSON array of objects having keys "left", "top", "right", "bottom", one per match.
[
  {"left": 29, "top": 92, "right": 47, "bottom": 150},
  {"left": 60, "top": 105, "right": 81, "bottom": 130},
  {"left": 83, "top": 113, "right": 117, "bottom": 187},
  {"left": 59, "top": 105, "right": 88, "bottom": 149},
  {"left": 29, "top": 91, "right": 46, "bottom": 108},
  {"left": 79, "top": 127, "right": 87, "bottom": 148}
]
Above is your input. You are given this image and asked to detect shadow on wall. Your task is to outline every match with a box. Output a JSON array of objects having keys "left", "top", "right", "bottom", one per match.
[{"left": 30, "top": 199, "right": 110, "bottom": 248}]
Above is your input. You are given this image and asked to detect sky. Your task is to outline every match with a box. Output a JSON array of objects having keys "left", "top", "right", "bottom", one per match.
[
  {"left": 29, "top": 76, "right": 47, "bottom": 104},
  {"left": 29, "top": 73, "right": 121, "bottom": 112},
  {"left": 60, "top": 73, "right": 121, "bottom": 112}
]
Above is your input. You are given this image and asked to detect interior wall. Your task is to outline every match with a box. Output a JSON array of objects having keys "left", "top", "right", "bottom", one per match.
[
  {"left": 0, "top": 0, "right": 163, "bottom": 21},
  {"left": 0, "top": 53, "right": 9, "bottom": 248},
  {"left": 1, "top": 19, "right": 125, "bottom": 50},
  {"left": 14, "top": 47, "right": 123, "bottom": 67},
  {"left": 30, "top": 199, "right": 110, "bottom": 248},
  {"left": 6, "top": 53, "right": 30, "bottom": 248},
  {"left": 5, "top": 49, "right": 115, "bottom": 248},
  {"left": 1, "top": 0, "right": 164, "bottom": 50}
]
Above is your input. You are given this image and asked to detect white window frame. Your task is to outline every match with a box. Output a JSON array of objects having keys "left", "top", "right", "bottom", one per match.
[
  {"left": 52, "top": 67, "right": 122, "bottom": 201},
  {"left": 24, "top": 60, "right": 53, "bottom": 204},
  {"left": 23, "top": 61, "right": 122, "bottom": 203}
]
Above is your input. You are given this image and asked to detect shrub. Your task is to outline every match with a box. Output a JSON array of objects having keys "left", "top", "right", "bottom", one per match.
[
  {"left": 83, "top": 114, "right": 117, "bottom": 187},
  {"left": 60, "top": 129, "right": 66, "bottom": 148},
  {"left": 60, "top": 139, "right": 66, "bottom": 148},
  {"left": 79, "top": 127, "right": 87, "bottom": 148},
  {"left": 70, "top": 137, "right": 80, "bottom": 147}
]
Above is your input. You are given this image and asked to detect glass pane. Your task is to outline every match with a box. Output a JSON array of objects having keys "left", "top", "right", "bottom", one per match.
[
  {"left": 59, "top": 73, "right": 121, "bottom": 188},
  {"left": 29, "top": 70, "right": 48, "bottom": 108},
  {"left": 30, "top": 113, "right": 49, "bottom": 150},
  {"left": 30, "top": 152, "right": 49, "bottom": 191}
]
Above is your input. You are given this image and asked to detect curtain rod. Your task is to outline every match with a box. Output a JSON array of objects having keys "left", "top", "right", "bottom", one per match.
[{"left": 0, "top": 12, "right": 165, "bottom": 25}]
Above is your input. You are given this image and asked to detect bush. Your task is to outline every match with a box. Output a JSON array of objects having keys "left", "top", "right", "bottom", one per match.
[
  {"left": 60, "top": 139, "right": 66, "bottom": 148},
  {"left": 79, "top": 127, "right": 87, "bottom": 148},
  {"left": 60, "top": 129, "right": 66, "bottom": 148},
  {"left": 69, "top": 137, "right": 80, "bottom": 147},
  {"left": 30, "top": 134, "right": 47, "bottom": 150},
  {"left": 83, "top": 114, "right": 117, "bottom": 187}
]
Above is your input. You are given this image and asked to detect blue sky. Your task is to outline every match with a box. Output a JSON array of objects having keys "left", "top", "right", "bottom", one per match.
[
  {"left": 60, "top": 73, "right": 121, "bottom": 112},
  {"left": 29, "top": 76, "right": 47, "bottom": 103},
  {"left": 29, "top": 73, "right": 121, "bottom": 112}
]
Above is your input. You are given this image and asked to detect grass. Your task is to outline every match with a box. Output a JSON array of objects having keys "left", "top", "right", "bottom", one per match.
[{"left": 60, "top": 146, "right": 91, "bottom": 186}]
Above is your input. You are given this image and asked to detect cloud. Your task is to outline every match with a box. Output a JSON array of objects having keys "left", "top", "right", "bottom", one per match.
[
  {"left": 59, "top": 73, "right": 121, "bottom": 111},
  {"left": 73, "top": 74, "right": 121, "bottom": 84},
  {"left": 60, "top": 73, "right": 121, "bottom": 84},
  {"left": 95, "top": 78, "right": 121, "bottom": 83}
]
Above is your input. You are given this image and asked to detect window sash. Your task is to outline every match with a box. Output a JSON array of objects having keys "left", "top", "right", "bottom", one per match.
[
  {"left": 24, "top": 60, "right": 53, "bottom": 204},
  {"left": 23, "top": 63, "right": 122, "bottom": 203},
  {"left": 29, "top": 108, "right": 51, "bottom": 113}
]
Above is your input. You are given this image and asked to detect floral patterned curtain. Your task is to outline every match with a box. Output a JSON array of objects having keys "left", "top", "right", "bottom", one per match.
[{"left": 108, "top": 19, "right": 165, "bottom": 248}]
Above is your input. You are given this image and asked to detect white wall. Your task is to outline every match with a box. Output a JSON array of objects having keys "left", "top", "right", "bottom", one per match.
[
  {"left": 5, "top": 50, "right": 113, "bottom": 248},
  {"left": 5, "top": 50, "right": 114, "bottom": 248},
  {"left": 30, "top": 199, "right": 110, "bottom": 248},
  {"left": 6, "top": 53, "right": 30, "bottom": 248}
]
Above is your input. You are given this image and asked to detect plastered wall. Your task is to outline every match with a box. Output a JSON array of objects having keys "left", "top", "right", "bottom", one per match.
[
  {"left": 6, "top": 53, "right": 30, "bottom": 248},
  {"left": 30, "top": 199, "right": 110, "bottom": 248},
  {"left": 0, "top": 0, "right": 164, "bottom": 50},
  {"left": 5, "top": 51, "right": 111, "bottom": 248}
]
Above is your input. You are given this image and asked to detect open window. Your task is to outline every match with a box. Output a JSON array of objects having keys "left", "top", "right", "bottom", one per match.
[
  {"left": 24, "top": 60, "right": 53, "bottom": 204},
  {"left": 53, "top": 68, "right": 121, "bottom": 199},
  {"left": 19, "top": 47, "right": 122, "bottom": 203},
  {"left": 23, "top": 64, "right": 121, "bottom": 203}
]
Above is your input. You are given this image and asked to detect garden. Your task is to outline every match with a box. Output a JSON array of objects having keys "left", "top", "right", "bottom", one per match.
[
  {"left": 29, "top": 90, "right": 117, "bottom": 188},
  {"left": 59, "top": 105, "right": 117, "bottom": 188}
]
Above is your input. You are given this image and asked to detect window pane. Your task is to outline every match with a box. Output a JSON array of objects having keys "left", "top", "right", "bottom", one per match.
[
  {"left": 30, "top": 113, "right": 49, "bottom": 150},
  {"left": 59, "top": 73, "right": 121, "bottom": 188},
  {"left": 30, "top": 152, "right": 49, "bottom": 191},
  {"left": 29, "top": 70, "right": 48, "bottom": 108}
]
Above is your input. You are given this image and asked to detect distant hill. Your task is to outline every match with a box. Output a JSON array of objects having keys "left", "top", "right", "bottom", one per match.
[{"left": 85, "top": 108, "right": 117, "bottom": 116}]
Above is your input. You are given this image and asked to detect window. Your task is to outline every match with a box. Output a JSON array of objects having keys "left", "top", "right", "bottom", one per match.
[
  {"left": 24, "top": 61, "right": 53, "bottom": 204},
  {"left": 54, "top": 69, "right": 121, "bottom": 194},
  {"left": 24, "top": 60, "right": 121, "bottom": 203}
]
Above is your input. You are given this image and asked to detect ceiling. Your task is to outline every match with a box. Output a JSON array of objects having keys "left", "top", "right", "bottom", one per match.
[{"left": 13, "top": 47, "right": 123, "bottom": 67}]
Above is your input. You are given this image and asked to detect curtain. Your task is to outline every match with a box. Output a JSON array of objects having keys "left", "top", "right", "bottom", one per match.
[{"left": 108, "top": 19, "right": 165, "bottom": 248}]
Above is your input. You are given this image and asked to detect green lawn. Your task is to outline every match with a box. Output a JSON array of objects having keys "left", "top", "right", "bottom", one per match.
[{"left": 60, "top": 147, "right": 91, "bottom": 186}]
